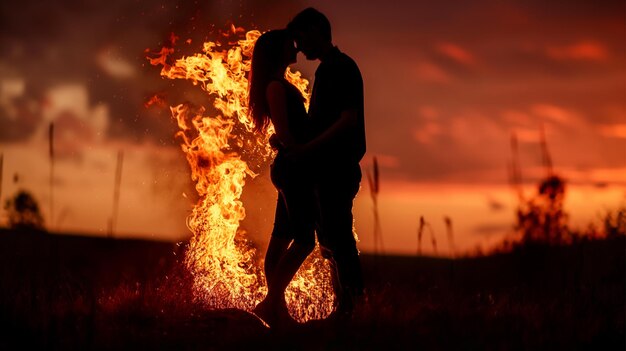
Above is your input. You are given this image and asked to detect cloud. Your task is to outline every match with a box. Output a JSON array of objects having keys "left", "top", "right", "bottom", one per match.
[
  {"left": 512, "top": 128, "right": 542, "bottom": 143},
  {"left": 436, "top": 42, "right": 476, "bottom": 66},
  {"left": 413, "top": 121, "right": 442, "bottom": 144},
  {"left": 0, "top": 77, "right": 43, "bottom": 141},
  {"left": 35, "top": 84, "right": 110, "bottom": 158},
  {"left": 448, "top": 111, "right": 504, "bottom": 149},
  {"left": 598, "top": 124, "right": 626, "bottom": 139},
  {"left": 547, "top": 41, "right": 609, "bottom": 61},
  {"left": 531, "top": 103, "right": 580, "bottom": 125},
  {"left": 418, "top": 106, "right": 441, "bottom": 119},
  {"left": 0, "top": 78, "right": 25, "bottom": 114},
  {"left": 414, "top": 61, "right": 452, "bottom": 84},
  {"left": 96, "top": 46, "right": 136, "bottom": 79},
  {"left": 502, "top": 110, "right": 532, "bottom": 126}
]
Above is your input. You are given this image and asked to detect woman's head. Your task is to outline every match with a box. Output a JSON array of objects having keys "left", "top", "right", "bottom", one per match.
[{"left": 248, "top": 29, "right": 298, "bottom": 132}]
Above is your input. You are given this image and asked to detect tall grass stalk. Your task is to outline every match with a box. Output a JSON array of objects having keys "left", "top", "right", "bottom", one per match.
[
  {"left": 417, "top": 216, "right": 424, "bottom": 255},
  {"left": 49, "top": 123, "right": 54, "bottom": 231},
  {"left": 366, "top": 157, "right": 384, "bottom": 254},
  {"left": 508, "top": 133, "right": 524, "bottom": 201},
  {"left": 444, "top": 216, "right": 455, "bottom": 257},
  {"left": 539, "top": 125, "right": 553, "bottom": 176},
  {"left": 110, "top": 150, "right": 124, "bottom": 238},
  {"left": 0, "top": 153, "right": 3, "bottom": 224},
  {"left": 417, "top": 216, "right": 437, "bottom": 255}
]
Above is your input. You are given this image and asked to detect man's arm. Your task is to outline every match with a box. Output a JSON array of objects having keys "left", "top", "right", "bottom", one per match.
[
  {"left": 291, "top": 64, "right": 361, "bottom": 158},
  {"left": 291, "top": 108, "right": 358, "bottom": 157}
]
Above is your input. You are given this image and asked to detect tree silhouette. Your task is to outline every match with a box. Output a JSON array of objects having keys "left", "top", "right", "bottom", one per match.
[{"left": 4, "top": 190, "right": 45, "bottom": 230}]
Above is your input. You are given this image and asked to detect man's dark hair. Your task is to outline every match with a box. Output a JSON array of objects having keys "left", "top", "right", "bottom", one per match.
[{"left": 287, "top": 8, "right": 332, "bottom": 42}]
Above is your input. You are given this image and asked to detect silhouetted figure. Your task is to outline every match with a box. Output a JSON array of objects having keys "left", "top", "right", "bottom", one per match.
[
  {"left": 248, "top": 29, "right": 316, "bottom": 327},
  {"left": 287, "top": 8, "right": 366, "bottom": 318}
]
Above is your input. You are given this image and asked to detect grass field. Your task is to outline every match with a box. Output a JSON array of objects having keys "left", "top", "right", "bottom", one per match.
[{"left": 1, "top": 229, "right": 623, "bottom": 350}]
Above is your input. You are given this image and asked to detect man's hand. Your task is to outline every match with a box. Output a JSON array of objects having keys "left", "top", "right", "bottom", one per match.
[{"left": 284, "top": 143, "right": 307, "bottom": 162}]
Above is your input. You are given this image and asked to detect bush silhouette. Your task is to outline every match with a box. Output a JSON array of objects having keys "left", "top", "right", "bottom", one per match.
[
  {"left": 4, "top": 190, "right": 45, "bottom": 230},
  {"left": 515, "top": 175, "right": 569, "bottom": 245}
]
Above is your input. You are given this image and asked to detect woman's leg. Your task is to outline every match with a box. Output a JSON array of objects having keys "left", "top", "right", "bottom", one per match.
[
  {"left": 265, "top": 241, "right": 314, "bottom": 302},
  {"left": 264, "top": 194, "right": 291, "bottom": 285},
  {"left": 254, "top": 185, "right": 316, "bottom": 325}
]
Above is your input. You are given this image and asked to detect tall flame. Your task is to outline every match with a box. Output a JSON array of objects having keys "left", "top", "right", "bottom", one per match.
[{"left": 148, "top": 28, "right": 334, "bottom": 322}]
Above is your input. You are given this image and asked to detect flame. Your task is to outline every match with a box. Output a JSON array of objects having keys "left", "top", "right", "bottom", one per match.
[
  {"left": 148, "top": 28, "right": 335, "bottom": 322},
  {"left": 144, "top": 93, "right": 167, "bottom": 109}
]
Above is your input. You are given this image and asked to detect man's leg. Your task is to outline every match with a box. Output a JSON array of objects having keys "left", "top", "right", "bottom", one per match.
[{"left": 316, "top": 172, "right": 364, "bottom": 315}]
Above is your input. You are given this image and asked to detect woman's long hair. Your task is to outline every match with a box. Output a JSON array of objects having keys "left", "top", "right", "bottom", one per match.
[{"left": 248, "top": 29, "right": 291, "bottom": 133}]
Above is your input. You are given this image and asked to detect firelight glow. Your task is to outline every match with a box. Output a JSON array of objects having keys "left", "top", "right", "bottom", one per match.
[{"left": 147, "top": 27, "right": 334, "bottom": 322}]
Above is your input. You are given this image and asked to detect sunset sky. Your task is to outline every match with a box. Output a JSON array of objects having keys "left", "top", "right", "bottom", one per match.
[{"left": 1, "top": 0, "right": 624, "bottom": 256}]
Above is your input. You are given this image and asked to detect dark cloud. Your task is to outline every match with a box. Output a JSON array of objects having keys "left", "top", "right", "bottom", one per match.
[
  {"left": 320, "top": 0, "right": 625, "bottom": 183},
  {"left": 1, "top": 0, "right": 624, "bottom": 184},
  {"left": 0, "top": 0, "right": 304, "bottom": 144}
]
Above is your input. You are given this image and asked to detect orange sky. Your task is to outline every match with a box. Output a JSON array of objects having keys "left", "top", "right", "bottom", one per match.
[{"left": 0, "top": 0, "right": 624, "bottom": 256}]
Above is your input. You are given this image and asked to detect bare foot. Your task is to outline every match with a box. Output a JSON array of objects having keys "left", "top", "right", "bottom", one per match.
[
  {"left": 252, "top": 298, "right": 273, "bottom": 326},
  {"left": 252, "top": 298, "right": 297, "bottom": 329}
]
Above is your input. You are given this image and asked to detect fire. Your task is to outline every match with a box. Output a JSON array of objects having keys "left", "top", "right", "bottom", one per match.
[{"left": 148, "top": 28, "right": 335, "bottom": 322}]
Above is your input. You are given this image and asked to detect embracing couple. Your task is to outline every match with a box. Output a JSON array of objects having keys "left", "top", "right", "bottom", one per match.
[{"left": 247, "top": 8, "right": 366, "bottom": 326}]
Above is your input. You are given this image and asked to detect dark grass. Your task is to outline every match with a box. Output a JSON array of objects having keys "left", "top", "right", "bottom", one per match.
[{"left": 1, "top": 229, "right": 623, "bottom": 350}]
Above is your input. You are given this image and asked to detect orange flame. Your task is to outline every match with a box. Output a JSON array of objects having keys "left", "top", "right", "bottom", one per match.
[
  {"left": 148, "top": 28, "right": 334, "bottom": 322},
  {"left": 144, "top": 93, "right": 167, "bottom": 109}
]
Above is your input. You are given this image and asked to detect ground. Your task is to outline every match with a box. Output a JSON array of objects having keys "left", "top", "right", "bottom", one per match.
[{"left": 1, "top": 229, "right": 624, "bottom": 350}]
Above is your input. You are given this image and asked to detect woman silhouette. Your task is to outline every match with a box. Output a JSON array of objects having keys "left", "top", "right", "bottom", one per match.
[{"left": 248, "top": 29, "right": 315, "bottom": 326}]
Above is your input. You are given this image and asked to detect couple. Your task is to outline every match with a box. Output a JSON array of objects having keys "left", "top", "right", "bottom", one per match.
[{"left": 248, "top": 8, "right": 366, "bottom": 326}]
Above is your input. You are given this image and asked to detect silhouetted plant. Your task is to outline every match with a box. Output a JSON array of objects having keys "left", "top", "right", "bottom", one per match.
[
  {"left": 602, "top": 205, "right": 626, "bottom": 238},
  {"left": 417, "top": 216, "right": 437, "bottom": 255},
  {"left": 508, "top": 129, "right": 571, "bottom": 247},
  {"left": 514, "top": 175, "right": 569, "bottom": 245},
  {"left": 444, "top": 216, "right": 455, "bottom": 257},
  {"left": 4, "top": 190, "right": 45, "bottom": 230},
  {"left": 366, "top": 157, "right": 384, "bottom": 254},
  {"left": 417, "top": 216, "right": 424, "bottom": 255}
]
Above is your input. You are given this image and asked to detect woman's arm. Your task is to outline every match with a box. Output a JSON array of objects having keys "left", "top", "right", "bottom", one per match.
[{"left": 266, "top": 81, "right": 296, "bottom": 148}]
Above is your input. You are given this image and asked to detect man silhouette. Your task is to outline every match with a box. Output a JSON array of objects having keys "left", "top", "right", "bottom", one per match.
[{"left": 287, "top": 8, "right": 366, "bottom": 318}]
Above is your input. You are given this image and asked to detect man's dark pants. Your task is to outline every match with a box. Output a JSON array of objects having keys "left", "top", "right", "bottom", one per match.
[{"left": 316, "top": 163, "right": 364, "bottom": 312}]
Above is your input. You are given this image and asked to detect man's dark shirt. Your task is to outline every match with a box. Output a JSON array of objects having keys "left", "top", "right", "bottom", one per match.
[{"left": 309, "top": 47, "right": 366, "bottom": 169}]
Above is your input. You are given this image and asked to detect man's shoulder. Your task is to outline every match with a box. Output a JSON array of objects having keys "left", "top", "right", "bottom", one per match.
[
  {"left": 323, "top": 49, "right": 361, "bottom": 78},
  {"left": 333, "top": 49, "right": 359, "bottom": 68}
]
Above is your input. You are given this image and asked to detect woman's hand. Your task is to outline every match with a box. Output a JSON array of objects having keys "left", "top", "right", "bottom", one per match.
[{"left": 269, "top": 134, "right": 284, "bottom": 151}]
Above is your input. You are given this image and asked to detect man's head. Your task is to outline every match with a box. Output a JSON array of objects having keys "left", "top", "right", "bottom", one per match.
[{"left": 287, "top": 8, "right": 332, "bottom": 60}]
